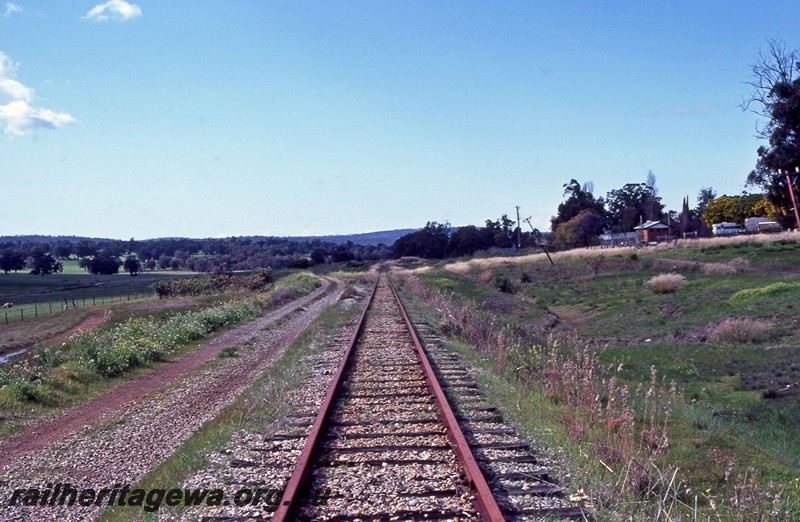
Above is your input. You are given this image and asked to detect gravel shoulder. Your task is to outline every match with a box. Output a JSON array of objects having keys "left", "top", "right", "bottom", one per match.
[{"left": 0, "top": 278, "right": 344, "bottom": 521}]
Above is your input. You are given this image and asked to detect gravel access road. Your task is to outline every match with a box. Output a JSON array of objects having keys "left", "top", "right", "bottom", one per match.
[{"left": 0, "top": 278, "right": 344, "bottom": 522}]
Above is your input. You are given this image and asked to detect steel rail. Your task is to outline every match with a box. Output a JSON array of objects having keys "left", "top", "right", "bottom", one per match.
[
  {"left": 271, "top": 278, "right": 379, "bottom": 522},
  {"left": 272, "top": 274, "right": 506, "bottom": 521},
  {"left": 387, "top": 276, "right": 507, "bottom": 522}
]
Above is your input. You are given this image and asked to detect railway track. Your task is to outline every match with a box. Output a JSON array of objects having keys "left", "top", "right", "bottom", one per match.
[{"left": 266, "top": 274, "right": 585, "bottom": 521}]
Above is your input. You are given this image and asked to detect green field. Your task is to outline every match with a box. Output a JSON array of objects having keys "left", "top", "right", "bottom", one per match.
[{"left": 0, "top": 260, "right": 195, "bottom": 325}]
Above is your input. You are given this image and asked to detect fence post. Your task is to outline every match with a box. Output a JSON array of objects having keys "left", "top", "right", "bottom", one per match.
[
  {"left": 49, "top": 302, "right": 53, "bottom": 314},
  {"left": 4, "top": 312, "right": 7, "bottom": 325},
  {"left": 20, "top": 308, "right": 23, "bottom": 321},
  {"left": 34, "top": 303, "right": 38, "bottom": 317}
]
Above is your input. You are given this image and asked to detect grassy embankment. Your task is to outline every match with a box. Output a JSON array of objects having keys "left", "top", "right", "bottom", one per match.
[
  {"left": 394, "top": 234, "right": 800, "bottom": 520},
  {"left": 0, "top": 269, "right": 323, "bottom": 440},
  {"left": 98, "top": 271, "right": 375, "bottom": 522}
]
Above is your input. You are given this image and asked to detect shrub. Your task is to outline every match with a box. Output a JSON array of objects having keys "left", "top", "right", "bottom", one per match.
[
  {"left": 9, "top": 380, "right": 55, "bottom": 403},
  {"left": 492, "top": 274, "right": 516, "bottom": 294},
  {"left": 153, "top": 269, "right": 274, "bottom": 299},
  {"left": 707, "top": 317, "right": 777, "bottom": 344},
  {"left": 74, "top": 300, "right": 259, "bottom": 377},
  {"left": 645, "top": 273, "right": 686, "bottom": 294},
  {"left": 730, "top": 282, "right": 800, "bottom": 304}
]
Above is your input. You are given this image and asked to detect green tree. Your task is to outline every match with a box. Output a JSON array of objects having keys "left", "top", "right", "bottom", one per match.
[
  {"left": 447, "top": 225, "right": 492, "bottom": 257},
  {"left": 605, "top": 182, "right": 663, "bottom": 232},
  {"left": 86, "top": 252, "right": 122, "bottom": 275},
  {"left": 158, "top": 254, "right": 173, "bottom": 270},
  {"left": 551, "top": 179, "right": 605, "bottom": 232},
  {"left": 74, "top": 239, "right": 98, "bottom": 258},
  {"left": 331, "top": 242, "right": 355, "bottom": 263},
  {"left": 743, "top": 40, "right": 800, "bottom": 227},
  {"left": 701, "top": 195, "right": 739, "bottom": 226},
  {"left": 393, "top": 222, "right": 451, "bottom": 259},
  {"left": 679, "top": 196, "right": 692, "bottom": 234},
  {"left": 0, "top": 246, "right": 26, "bottom": 274},
  {"left": 485, "top": 215, "right": 516, "bottom": 248},
  {"left": 27, "top": 250, "right": 63, "bottom": 276},
  {"left": 52, "top": 240, "right": 73, "bottom": 259},
  {"left": 123, "top": 255, "right": 142, "bottom": 276},
  {"left": 310, "top": 248, "right": 327, "bottom": 265},
  {"left": 554, "top": 209, "right": 605, "bottom": 248},
  {"left": 697, "top": 187, "right": 716, "bottom": 217},
  {"left": 701, "top": 193, "right": 765, "bottom": 227}
]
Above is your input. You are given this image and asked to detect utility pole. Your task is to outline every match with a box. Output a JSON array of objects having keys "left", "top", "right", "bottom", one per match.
[
  {"left": 515, "top": 206, "right": 522, "bottom": 249},
  {"left": 780, "top": 168, "right": 800, "bottom": 231},
  {"left": 523, "top": 217, "right": 554, "bottom": 265}
]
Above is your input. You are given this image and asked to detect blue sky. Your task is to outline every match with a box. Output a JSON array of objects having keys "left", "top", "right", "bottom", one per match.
[{"left": 1, "top": 1, "right": 799, "bottom": 239}]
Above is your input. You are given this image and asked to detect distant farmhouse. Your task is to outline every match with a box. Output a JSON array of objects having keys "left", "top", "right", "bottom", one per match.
[{"left": 633, "top": 220, "right": 672, "bottom": 244}]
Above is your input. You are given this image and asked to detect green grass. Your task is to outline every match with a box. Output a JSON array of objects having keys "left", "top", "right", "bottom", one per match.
[
  {"left": 0, "top": 300, "right": 261, "bottom": 438},
  {"left": 0, "top": 270, "right": 327, "bottom": 440},
  {"left": 730, "top": 281, "right": 800, "bottom": 304},
  {"left": 603, "top": 342, "right": 800, "bottom": 472},
  {"left": 400, "top": 238, "right": 800, "bottom": 518},
  {"left": 97, "top": 283, "right": 365, "bottom": 522},
  {"left": 651, "top": 237, "right": 800, "bottom": 271}
]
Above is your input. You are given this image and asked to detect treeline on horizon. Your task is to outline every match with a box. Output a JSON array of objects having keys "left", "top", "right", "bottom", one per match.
[
  {"left": 0, "top": 171, "right": 791, "bottom": 275},
  {"left": 0, "top": 236, "right": 394, "bottom": 276},
  {"left": 392, "top": 174, "right": 793, "bottom": 259}
]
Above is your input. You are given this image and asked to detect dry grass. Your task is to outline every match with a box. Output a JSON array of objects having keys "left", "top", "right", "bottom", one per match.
[
  {"left": 701, "top": 256, "right": 752, "bottom": 275},
  {"left": 646, "top": 273, "right": 687, "bottom": 294},
  {"left": 478, "top": 270, "right": 493, "bottom": 283},
  {"left": 707, "top": 317, "right": 777, "bottom": 344},
  {"left": 442, "top": 232, "right": 800, "bottom": 276},
  {"left": 669, "top": 230, "right": 800, "bottom": 249},
  {"left": 701, "top": 262, "right": 737, "bottom": 275},
  {"left": 443, "top": 247, "right": 637, "bottom": 274},
  {"left": 445, "top": 261, "right": 474, "bottom": 275}
]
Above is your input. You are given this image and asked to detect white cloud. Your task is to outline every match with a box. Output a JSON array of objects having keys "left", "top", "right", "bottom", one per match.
[
  {"left": 3, "top": 2, "right": 22, "bottom": 18},
  {"left": 84, "top": 0, "right": 142, "bottom": 22},
  {"left": 0, "top": 51, "right": 76, "bottom": 136},
  {"left": 0, "top": 50, "right": 16, "bottom": 77},
  {"left": 0, "top": 52, "right": 30, "bottom": 102},
  {"left": 0, "top": 78, "right": 32, "bottom": 101},
  {"left": 0, "top": 100, "right": 76, "bottom": 136}
]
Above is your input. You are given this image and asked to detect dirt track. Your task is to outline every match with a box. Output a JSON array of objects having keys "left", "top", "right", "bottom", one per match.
[{"left": 0, "top": 278, "right": 344, "bottom": 514}]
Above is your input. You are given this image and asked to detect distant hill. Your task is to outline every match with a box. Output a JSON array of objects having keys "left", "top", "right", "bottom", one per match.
[
  {"left": 287, "top": 229, "right": 417, "bottom": 246},
  {"left": 0, "top": 234, "right": 116, "bottom": 244}
]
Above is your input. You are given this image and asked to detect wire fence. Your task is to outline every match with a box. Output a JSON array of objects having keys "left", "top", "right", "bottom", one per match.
[{"left": 1, "top": 290, "right": 156, "bottom": 326}]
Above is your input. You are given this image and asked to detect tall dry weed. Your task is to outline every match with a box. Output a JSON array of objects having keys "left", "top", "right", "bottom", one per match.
[
  {"left": 707, "top": 317, "right": 776, "bottom": 343},
  {"left": 393, "top": 271, "right": 799, "bottom": 519},
  {"left": 441, "top": 232, "right": 800, "bottom": 277},
  {"left": 702, "top": 257, "right": 752, "bottom": 275},
  {"left": 646, "top": 273, "right": 687, "bottom": 294}
]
